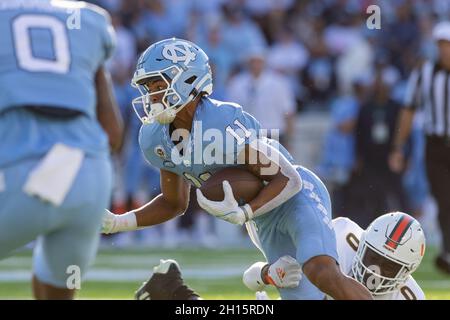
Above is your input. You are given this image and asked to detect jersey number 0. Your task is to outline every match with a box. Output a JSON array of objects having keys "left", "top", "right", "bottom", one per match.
[{"left": 12, "top": 14, "right": 70, "bottom": 74}]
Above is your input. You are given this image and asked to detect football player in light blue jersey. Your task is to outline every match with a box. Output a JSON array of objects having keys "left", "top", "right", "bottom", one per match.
[
  {"left": 102, "top": 38, "right": 372, "bottom": 300},
  {"left": 0, "top": 0, "right": 123, "bottom": 299}
]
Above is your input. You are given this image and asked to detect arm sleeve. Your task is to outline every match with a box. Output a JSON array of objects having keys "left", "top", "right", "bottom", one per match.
[
  {"left": 83, "top": 3, "right": 116, "bottom": 63},
  {"left": 397, "top": 278, "right": 426, "bottom": 300},
  {"left": 101, "top": 13, "right": 116, "bottom": 62},
  {"left": 249, "top": 137, "right": 302, "bottom": 217},
  {"left": 221, "top": 106, "right": 302, "bottom": 217}
]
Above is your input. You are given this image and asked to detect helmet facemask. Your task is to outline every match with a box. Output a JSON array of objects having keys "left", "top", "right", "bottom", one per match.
[
  {"left": 352, "top": 237, "right": 412, "bottom": 296},
  {"left": 132, "top": 65, "right": 190, "bottom": 124}
]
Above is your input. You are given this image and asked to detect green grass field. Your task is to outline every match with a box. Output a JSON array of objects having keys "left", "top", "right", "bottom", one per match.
[{"left": 0, "top": 246, "right": 449, "bottom": 299}]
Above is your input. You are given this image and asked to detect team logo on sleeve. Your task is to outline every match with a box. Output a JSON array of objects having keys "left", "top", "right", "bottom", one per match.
[
  {"left": 162, "top": 42, "right": 196, "bottom": 65},
  {"left": 154, "top": 145, "right": 166, "bottom": 159}
]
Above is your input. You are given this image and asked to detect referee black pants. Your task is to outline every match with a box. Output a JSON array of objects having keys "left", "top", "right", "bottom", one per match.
[{"left": 426, "top": 136, "right": 450, "bottom": 254}]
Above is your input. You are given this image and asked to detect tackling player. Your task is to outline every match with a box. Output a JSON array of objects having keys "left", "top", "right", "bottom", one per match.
[
  {"left": 243, "top": 212, "right": 426, "bottom": 300},
  {"left": 102, "top": 38, "right": 372, "bottom": 300},
  {"left": 0, "top": 0, "right": 122, "bottom": 299},
  {"left": 135, "top": 212, "right": 425, "bottom": 300},
  {"left": 134, "top": 212, "right": 425, "bottom": 300}
]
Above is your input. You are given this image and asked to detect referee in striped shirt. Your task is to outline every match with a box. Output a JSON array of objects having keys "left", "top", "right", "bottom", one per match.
[{"left": 389, "top": 21, "right": 450, "bottom": 275}]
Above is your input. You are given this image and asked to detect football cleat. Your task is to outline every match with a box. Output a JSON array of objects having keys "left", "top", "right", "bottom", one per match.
[{"left": 135, "top": 259, "right": 200, "bottom": 300}]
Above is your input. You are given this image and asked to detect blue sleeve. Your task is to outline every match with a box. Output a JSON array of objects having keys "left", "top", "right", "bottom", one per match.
[
  {"left": 84, "top": 3, "right": 116, "bottom": 62},
  {"left": 101, "top": 15, "right": 116, "bottom": 62},
  {"left": 138, "top": 123, "right": 155, "bottom": 165}
]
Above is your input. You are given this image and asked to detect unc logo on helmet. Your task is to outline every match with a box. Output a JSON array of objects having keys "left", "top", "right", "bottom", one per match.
[
  {"left": 162, "top": 41, "right": 196, "bottom": 65},
  {"left": 131, "top": 38, "right": 213, "bottom": 125}
]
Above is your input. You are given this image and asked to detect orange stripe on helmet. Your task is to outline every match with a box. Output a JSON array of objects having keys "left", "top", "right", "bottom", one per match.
[{"left": 385, "top": 215, "right": 414, "bottom": 249}]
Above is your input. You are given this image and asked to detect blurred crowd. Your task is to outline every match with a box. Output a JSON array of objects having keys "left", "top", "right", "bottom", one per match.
[{"left": 87, "top": 0, "right": 450, "bottom": 248}]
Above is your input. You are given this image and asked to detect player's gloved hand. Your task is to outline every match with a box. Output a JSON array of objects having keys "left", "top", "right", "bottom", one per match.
[
  {"left": 255, "top": 291, "right": 271, "bottom": 300},
  {"left": 265, "top": 255, "right": 302, "bottom": 288},
  {"left": 101, "top": 209, "right": 137, "bottom": 234},
  {"left": 101, "top": 209, "right": 116, "bottom": 234},
  {"left": 196, "top": 180, "right": 254, "bottom": 226}
]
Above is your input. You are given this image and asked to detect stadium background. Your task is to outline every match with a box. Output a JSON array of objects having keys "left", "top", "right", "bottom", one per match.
[{"left": 1, "top": 0, "right": 449, "bottom": 299}]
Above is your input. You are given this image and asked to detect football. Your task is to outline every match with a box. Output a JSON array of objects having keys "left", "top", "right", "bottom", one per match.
[{"left": 199, "top": 167, "right": 264, "bottom": 205}]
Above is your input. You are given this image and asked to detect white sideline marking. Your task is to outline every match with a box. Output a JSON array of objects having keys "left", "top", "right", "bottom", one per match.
[
  {"left": 0, "top": 255, "right": 249, "bottom": 268},
  {"left": 0, "top": 266, "right": 247, "bottom": 282},
  {"left": 0, "top": 256, "right": 162, "bottom": 267},
  {"left": 0, "top": 268, "right": 449, "bottom": 290}
]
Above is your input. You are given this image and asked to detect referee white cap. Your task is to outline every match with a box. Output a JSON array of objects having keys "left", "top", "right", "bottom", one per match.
[{"left": 432, "top": 21, "right": 450, "bottom": 42}]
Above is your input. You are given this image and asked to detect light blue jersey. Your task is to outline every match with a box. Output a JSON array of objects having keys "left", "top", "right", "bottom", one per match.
[
  {"left": 0, "top": 0, "right": 115, "bottom": 117},
  {"left": 0, "top": 0, "right": 115, "bottom": 167},
  {"left": 139, "top": 97, "right": 338, "bottom": 299},
  {"left": 0, "top": 0, "right": 115, "bottom": 289},
  {"left": 139, "top": 97, "right": 293, "bottom": 187}
]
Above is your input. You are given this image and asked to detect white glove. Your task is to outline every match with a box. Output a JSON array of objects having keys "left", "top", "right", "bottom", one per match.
[
  {"left": 102, "top": 209, "right": 116, "bottom": 234},
  {"left": 265, "top": 255, "right": 302, "bottom": 288},
  {"left": 243, "top": 261, "right": 267, "bottom": 291},
  {"left": 255, "top": 291, "right": 271, "bottom": 300},
  {"left": 196, "top": 180, "right": 254, "bottom": 225},
  {"left": 101, "top": 209, "right": 137, "bottom": 234}
]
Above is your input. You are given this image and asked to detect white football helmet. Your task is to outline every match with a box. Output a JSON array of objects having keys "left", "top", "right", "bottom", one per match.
[{"left": 351, "top": 212, "right": 426, "bottom": 295}]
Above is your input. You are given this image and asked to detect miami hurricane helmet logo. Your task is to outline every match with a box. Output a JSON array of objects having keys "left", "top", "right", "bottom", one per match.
[{"left": 162, "top": 41, "right": 197, "bottom": 65}]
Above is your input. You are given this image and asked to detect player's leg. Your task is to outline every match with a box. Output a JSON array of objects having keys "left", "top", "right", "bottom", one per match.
[
  {"left": 254, "top": 234, "right": 322, "bottom": 299},
  {"left": 135, "top": 259, "right": 200, "bottom": 300},
  {"left": 32, "top": 155, "right": 112, "bottom": 299},
  {"left": 250, "top": 166, "right": 337, "bottom": 299},
  {"left": 0, "top": 159, "right": 58, "bottom": 260},
  {"left": 286, "top": 167, "right": 371, "bottom": 299},
  {"left": 32, "top": 274, "right": 74, "bottom": 299},
  {"left": 251, "top": 206, "right": 322, "bottom": 299}
]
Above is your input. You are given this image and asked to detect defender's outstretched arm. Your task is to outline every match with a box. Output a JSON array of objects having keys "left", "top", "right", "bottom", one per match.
[{"left": 303, "top": 255, "right": 373, "bottom": 300}]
